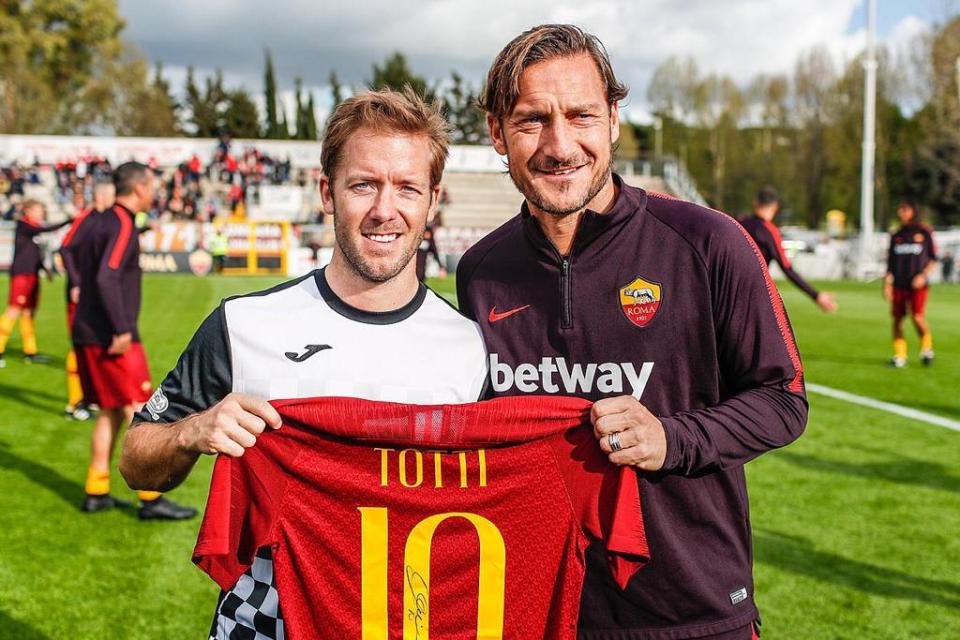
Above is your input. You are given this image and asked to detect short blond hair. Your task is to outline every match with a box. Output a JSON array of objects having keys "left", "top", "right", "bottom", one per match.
[
  {"left": 21, "top": 199, "right": 44, "bottom": 215},
  {"left": 321, "top": 87, "right": 449, "bottom": 188},
  {"left": 480, "top": 24, "right": 628, "bottom": 119}
]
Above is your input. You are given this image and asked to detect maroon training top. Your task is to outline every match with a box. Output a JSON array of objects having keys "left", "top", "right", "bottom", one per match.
[
  {"left": 71, "top": 203, "right": 143, "bottom": 346},
  {"left": 10, "top": 218, "right": 71, "bottom": 276},
  {"left": 739, "top": 214, "right": 819, "bottom": 301},
  {"left": 59, "top": 206, "right": 96, "bottom": 295},
  {"left": 457, "top": 175, "right": 808, "bottom": 640},
  {"left": 887, "top": 222, "right": 937, "bottom": 289}
]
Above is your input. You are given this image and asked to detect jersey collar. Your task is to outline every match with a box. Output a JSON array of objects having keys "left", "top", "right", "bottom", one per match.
[{"left": 314, "top": 267, "right": 428, "bottom": 325}]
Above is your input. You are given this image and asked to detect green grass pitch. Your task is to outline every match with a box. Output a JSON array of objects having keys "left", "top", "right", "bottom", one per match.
[{"left": 0, "top": 274, "right": 957, "bottom": 638}]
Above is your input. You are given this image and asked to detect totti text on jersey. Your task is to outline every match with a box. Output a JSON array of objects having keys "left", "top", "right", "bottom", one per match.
[{"left": 374, "top": 447, "right": 488, "bottom": 488}]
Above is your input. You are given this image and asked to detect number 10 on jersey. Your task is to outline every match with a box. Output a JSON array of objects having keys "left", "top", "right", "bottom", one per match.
[{"left": 358, "top": 507, "right": 507, "bottom": 639}]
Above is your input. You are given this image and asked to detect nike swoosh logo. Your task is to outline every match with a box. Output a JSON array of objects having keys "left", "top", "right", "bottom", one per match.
[
  {"left": 488, "top": 305, "right": 531, "bottom": 323},
  {"left": 284, "top": 344, "right": 332, "bottom": 362}
]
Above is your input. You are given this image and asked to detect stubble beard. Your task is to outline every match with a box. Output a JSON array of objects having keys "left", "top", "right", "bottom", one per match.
[
  {"left": 332, "top": 206, "right": 425, "bottom": 283},
  {"left": 506, "top": 145, "right": 614, "bottom": 218}
]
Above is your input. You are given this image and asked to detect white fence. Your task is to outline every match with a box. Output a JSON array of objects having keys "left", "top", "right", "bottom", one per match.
[{"left": 0, "top": 135, "right": 507, "bottom": 172}]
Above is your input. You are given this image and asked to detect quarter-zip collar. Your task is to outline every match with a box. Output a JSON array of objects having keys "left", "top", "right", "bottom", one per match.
[{"left": 520, "top": 173, "right": 646, "bottom": 261}]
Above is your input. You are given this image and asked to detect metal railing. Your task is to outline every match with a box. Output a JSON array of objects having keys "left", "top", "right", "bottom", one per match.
[{"left": 615, "top": 156, "right": 707, "bottom": 206}]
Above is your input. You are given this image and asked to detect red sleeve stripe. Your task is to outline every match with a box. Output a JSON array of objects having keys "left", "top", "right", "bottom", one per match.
[
  {"left": 645, "top": 189, "right": 681, "bottom": 201},
  {"left": 108, "top": 207, "right": 133, "bottom": 270},
  {"left": 61, "top": 207, "right": 91, "bottom": 248},
  {"left": 734, "top": 218, "right": 804, "bottom": 393},
  {"left": 762, "top": 220, "right": 792, "bottom": 268}
]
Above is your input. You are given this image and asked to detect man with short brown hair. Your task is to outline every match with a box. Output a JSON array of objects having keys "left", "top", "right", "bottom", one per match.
[
  {"left": 73, "top": 161, "right": 196, "bottom": 519},
  {"left": 458, "top": 24, "right": 808, "bottom": 639},
  {"left": 120, "top": 88, "right": 487, "bottom": 639}
]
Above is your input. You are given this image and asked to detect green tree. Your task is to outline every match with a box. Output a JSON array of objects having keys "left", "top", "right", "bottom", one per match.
[
  {"left": 647, "top": 56, "right": 699, "bottom": 122},
  {"left": 369, "top": 52, "right": 433, "bottom": 100},
  {"left": 278, "top": 101, "right": 290, "bottom": 139},
  {"left": 304, "top": 91, "right": 318, "bottom": 140},
  {"left": 792, "top": 47, "right": 836, "bottom": 227},
  {"left": 329, "top": 70, "right": 344, "bottom": 109},
  {"left": 0, "top": 0, "right": 127, "bottom": 133},
  {"left": 185, "top": 67, "right": 225, "bottom": 137},
  {"left": 263, "top": 50, "right": 282, "bottom": 138},
  {"left": 55, "top": 45, "right": 179, "bottom": 137},
  {"left": 443, "top": 71, "right": 486, "bottom": 144},
  {"left": 222, "top": 87, "right": 260, "bottom": 138},
  {"left": 146, "top": 61, "right": 181, "bottom": 135},
  {"left": 294, "top": 77, "right": 307, "bottom": 140},
  {"left": 614, "top": 121, "right": 641, "bottom": 163},
  {"left": 905, "top": 16, "right": 960, "bottom": 225}
]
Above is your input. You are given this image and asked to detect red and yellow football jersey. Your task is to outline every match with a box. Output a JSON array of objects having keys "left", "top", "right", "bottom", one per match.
[{"left": 194, "top": 396, "right": 648, "bottom": 639}]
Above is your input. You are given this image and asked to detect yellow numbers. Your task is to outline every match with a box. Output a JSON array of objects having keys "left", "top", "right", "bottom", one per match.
[{"left": 358, "top": 508, "right": 506, "bottom": 640}]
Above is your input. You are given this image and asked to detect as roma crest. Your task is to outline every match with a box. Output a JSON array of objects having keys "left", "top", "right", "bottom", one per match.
[{"left": 620, "top": 276, "right": 662, "bottom": 328}]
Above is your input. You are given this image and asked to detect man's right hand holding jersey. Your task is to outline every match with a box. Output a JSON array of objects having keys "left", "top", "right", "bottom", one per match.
[
  {"left": 176, "top": 393, "right": 282, "bottom": 457},
  {"left": 119, "top": 392, "right": 281, "bottom": 492}
]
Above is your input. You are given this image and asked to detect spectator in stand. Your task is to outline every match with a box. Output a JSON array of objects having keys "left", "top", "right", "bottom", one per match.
[{"left": 188, "top": 154, "right": 202, "bottom": 184}]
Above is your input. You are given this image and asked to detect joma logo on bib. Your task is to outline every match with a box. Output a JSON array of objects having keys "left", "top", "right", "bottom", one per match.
[{"left": 490, "top": 354, "right": 653, "bottom": 398}]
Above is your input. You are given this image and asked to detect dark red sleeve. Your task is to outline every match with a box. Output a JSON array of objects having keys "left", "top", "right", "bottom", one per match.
[
  {"left": 272, "top": 395, "right": 591, "bottom": 447},
  {"left": 762, "top": 221, "right": 819, "bottom": 301},
  {"left": 547, "top": 426, "right": 648, "bottom": 589},
  {"left": 193, "top": 432, "right": 295, "bottom": 590},
  {"left": 60, "top": 209, "right": 90, "bottom": 247},
  {"left": 926, "top": 228, "right": 938, "bottom": 262},
  {"left": 886, "top": 232, "right": 896, "bottom": 275},
  {"left": 18, "top": 218, "right": 71, "bottom": 238},
  {"left": 60, "top": 211, "right": 90, "bottom": 285},
  {"left": 659, "top": 214, "right": 808, "bottom": 475},
  {"left": 94, "top": 211, "right": 135, "bottom": 334}
]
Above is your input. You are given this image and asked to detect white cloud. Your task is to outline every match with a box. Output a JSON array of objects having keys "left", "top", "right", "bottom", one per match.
[{"left": 887, "top": 14, "right": 933, "bottom": 55}]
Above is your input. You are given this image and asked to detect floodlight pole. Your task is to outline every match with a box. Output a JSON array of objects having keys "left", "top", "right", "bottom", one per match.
[
  {"left": 859, "top": 0, "right": 878, "bottom": 278},
  {"left": 653, "top": 116, "right": 663, "bottom": 162},
  {"left": 955, "top": 56, "right": 960, "bottom": 108}
]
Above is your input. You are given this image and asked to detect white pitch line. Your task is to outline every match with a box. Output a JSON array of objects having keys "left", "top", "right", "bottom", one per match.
[{"left": 806, "top": 383, "right": 960, "bottom": 432}]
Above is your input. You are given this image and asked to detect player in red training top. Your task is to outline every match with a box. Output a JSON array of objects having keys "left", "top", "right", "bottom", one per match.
[
  {"left": 59, "top": 178, "right": 115, "bottom": 420},
  {"left": 739, "top": 186, "right": 838, "bottom": 313},
  {"left": 0, "top": 199, "right": 71, "bottom": 367},
  {"left": 883, "top": 199, "right": 938, "bottom": 367},
  {"left": 195, "top": 396, "right": 648, "bottom": 639}
]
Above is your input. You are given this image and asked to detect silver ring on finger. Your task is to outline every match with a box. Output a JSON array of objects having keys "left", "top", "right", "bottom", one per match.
[{"left": 609, "top": 431, "right": 623, "bottom": 453}]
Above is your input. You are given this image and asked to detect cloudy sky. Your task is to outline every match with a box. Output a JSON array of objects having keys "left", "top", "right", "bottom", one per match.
[{"left": 117, "top": 0, "right": 955, "bottom": 122}]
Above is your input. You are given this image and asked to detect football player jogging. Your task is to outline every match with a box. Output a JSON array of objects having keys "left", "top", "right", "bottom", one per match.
[
  {"left": 883, "top": 199, "right": 938, "bottom": 367},
  {"left": 120, "top": 89, "right": 488, "bottom": 639},
  {"left": 457, "top": 25, "right": 808, "bottom": 639},
  {"left": 0, "top": 199, "right": 72, "bottom": 367},
  {"left": 59, "top": 178, "right": 115, "bottom": 420},
  {"left": 72, "top": 162, "right": 195, "bottom": 519},
  {"left": 739, "top": 186, "right": 838, "bottom": 313}
]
